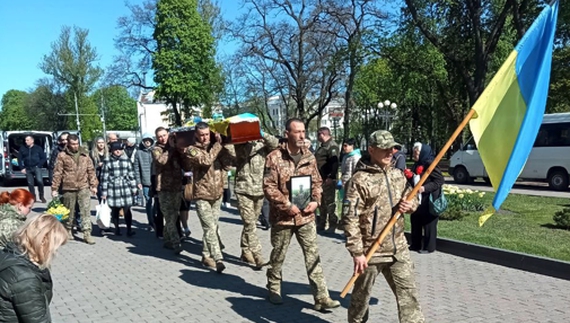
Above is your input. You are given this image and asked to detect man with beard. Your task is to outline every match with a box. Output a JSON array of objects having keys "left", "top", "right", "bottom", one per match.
[{"left": 51, "top": 134, "right": 98, "bottom": 244}]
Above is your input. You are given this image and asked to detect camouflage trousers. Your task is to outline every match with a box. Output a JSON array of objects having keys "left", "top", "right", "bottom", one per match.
[
  {"left": 158, "top": 191, "right": 182, "bottom": 247},
  {"left": 348, "top": 250, "right": 424, "bottom": 323},
  {"left": 236, "top": 193, "right": 264, "bottom": 256},
  {"left": 195, "top": 197, "right": 224, "bottom": 261},
  {"left": 62, "top": 189, "right": 92, "bottom": 233},
  {"left": 267, "top": 221, "right": 329, "bottom": 301},
  {"left": 317, "top": 182, "right": 337, "bottom": 229}
]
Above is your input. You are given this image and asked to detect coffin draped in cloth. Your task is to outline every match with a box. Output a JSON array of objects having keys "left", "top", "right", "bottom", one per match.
[{"left": 171, "top": 113, "right": 263, "bottom": 148}]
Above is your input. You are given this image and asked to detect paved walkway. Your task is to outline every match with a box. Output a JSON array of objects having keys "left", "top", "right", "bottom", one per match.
[{"left": 37, "top": 197, "right": 570, "bottom": 322}]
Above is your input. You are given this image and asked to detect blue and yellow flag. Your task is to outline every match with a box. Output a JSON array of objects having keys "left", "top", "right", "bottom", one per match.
[{"left": 469, "top": 1, "right": 559, "bottom": 226}]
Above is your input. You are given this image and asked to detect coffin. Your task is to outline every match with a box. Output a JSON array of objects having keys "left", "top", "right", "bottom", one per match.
[{"left": 172, "top": 113, "right": 262, "bottom": 148}]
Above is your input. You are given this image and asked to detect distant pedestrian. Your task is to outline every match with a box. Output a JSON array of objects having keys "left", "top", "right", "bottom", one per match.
[
  {"left": 124, "top": 137, "right": 138, "bottom": 164},
  {"left": 409, "top": 142, "right": 444, "bottom": 254},
  {"left": 340, "top": 138, "right": 361, "bottom": 198},
  {"left": 0, "top": 213, "right": 68, "bottom": 323},
  {"left": 18, "top": 135, "right": 47, "bottom": 203},
  {"left": 101, "top": 142, "right": 138, "bottom": 237},
  {"left": 315, "top": 127, "right": 340, "bottom": 232},
  {"left": 0, "top": 189, "right": 35, "bottom": 248},
  {"left": 134, "top": 133, "right": 155, "bottom": 231},
  {"left": 392, "top": 145, "right": 407, "bottom": 171},
  {"left": 90, "top": 136, "right": 109, "bottom": 203}
]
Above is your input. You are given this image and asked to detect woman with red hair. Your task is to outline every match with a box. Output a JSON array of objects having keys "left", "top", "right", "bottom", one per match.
[{"left": 0, "top": 189, "right": 35, "bottom": 247}]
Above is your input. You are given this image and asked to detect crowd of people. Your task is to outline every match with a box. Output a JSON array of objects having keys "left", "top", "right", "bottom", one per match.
[{"left": 0, "top": 118, "right": 445, "bottom": 323}]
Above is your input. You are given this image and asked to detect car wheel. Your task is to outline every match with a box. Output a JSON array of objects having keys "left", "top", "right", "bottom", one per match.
[
  {"left": 453, "top": 166, "right": 470, "bottom": 184},
  {"left": 548, "top": 169, "right": 569, "bottom": 191}
]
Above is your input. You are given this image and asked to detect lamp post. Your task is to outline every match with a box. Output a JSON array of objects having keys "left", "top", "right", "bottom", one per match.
[{"left": 377, "top": 100, "right": 397, "bottom": 130}]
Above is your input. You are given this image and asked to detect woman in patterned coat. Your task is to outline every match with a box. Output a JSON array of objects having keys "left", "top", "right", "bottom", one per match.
[{"left": 101, "top": 142, "right": 138, "bottom": 236}]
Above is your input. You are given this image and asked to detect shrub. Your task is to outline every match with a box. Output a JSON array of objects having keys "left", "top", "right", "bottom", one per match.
[
  {"left": 439, "top": 184, "right": 486, "bottom": 221},
  {"left": 553, "top": 208, "right": 570, "bottom": 229}
]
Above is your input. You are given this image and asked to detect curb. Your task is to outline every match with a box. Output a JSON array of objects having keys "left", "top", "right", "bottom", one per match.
[{"left": 405, "top": 233, "right": 570, "bottom": 281}]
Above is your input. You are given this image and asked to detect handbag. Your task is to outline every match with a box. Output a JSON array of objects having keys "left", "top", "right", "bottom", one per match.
[
  {"left": 96, "top": 200, "right": 111, "bottom": 229},
  {"left": 429, "top": 188, "right": 448, "bottom": 216}
]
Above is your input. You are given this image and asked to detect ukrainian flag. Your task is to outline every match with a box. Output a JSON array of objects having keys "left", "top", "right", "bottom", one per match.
[{"left": 469, "top": 1, "right": 559, "bottom": 226}]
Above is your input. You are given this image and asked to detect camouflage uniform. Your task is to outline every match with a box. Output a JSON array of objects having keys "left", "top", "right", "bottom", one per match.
[
  {"left": 341, "top": 130, "right": 424, "bottom": 323},
  {"left": 315, "top": 138, "right": 340, "bottom": 230},
  {"left": 182, "top": 141, "right": 234, "bottom": 262},
  {"left": 152, "top": 143, "right": 183, "bottom": 250},
  {"left": 51, "top": 147, "right": 98, "bottom": 241},
  {"left": 0, "top": 203, "right": 26, "bottom": 248},
  {"left": 264, "top": 146, "right": 336, "bottom": 304},
  {"left": 229, "top": 134, "right": 279, "bottom": 261}
]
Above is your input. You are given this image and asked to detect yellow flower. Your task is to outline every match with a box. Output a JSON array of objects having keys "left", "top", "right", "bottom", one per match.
[
  {"left": 458, "top": 194, "right": 464, "bottom": 198},
  {"left": 479, "top": 192, "right": 485, "bottom": 197}
]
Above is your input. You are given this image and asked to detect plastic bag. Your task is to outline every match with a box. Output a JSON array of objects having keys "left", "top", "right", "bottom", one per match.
[{"left": 96, "top": 200, "right": 111, "bottom": 229}]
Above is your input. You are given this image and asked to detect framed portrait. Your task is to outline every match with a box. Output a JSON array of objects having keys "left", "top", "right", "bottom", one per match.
[{"left": 290, "top": 175, "right": 312, "bottom": 210}]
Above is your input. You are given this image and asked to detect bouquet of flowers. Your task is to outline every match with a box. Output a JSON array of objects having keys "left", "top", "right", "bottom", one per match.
[
  {"left": 404, "top": 166, "right": 425, "bottom": 203},
  {"left": 46, "top": 198, "right": 70, "bottom": 222}
]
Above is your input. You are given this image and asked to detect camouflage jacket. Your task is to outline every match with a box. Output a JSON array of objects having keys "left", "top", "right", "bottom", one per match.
[
  {"left": 182, "top": 142, "right": 234, "bottom": 201},
  {"left": 51, "top": 147, "right": 97, "bottom": 192},
  {"left": 263, "top": 147, "right": 323, "bottom": 227},
  {"left": 229, "top": 134, "right": 279, "bottom": 196},
  {"left": 341, "top": 158, "right": 419, "bottom": 258},
  {"left": 315, "top": 138, "right": 340, "bottom": 180},
  {"left": 0, "top": 204, "right": 26, "bottom": 248},
  {"left": 152, "top": 143, "right": 182, "bottom": 192}
]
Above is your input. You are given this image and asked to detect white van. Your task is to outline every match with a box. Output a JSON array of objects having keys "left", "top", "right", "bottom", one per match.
[
  {"left": 449, "top": 113, "right": 570, "bottom": 191},
  {"left": 0, "top": 131, "right": 54, "bottom": 186}
]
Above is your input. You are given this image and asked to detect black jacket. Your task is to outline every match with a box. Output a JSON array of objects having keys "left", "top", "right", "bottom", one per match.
[
  {"left": 0, "top": 243, "right": 53, "bottom": 323},
  {"left": 48, "top": 145, "right": 65, "bottom": 172},
  {"left": 18, "top": 145, "right": 47, "bottom": 170}
]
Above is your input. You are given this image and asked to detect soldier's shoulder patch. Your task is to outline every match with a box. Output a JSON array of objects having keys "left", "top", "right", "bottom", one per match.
[
  {"left": 188, "top": 148, "right": 198, "bottom": 157},
  {"left": 331, "top": 147, "right": 338, "bottom": 156}
]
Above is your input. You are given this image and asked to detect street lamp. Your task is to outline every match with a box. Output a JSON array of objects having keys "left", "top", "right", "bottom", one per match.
[{"left": 377, "top": 100, "right": 397, "bottom": 130}]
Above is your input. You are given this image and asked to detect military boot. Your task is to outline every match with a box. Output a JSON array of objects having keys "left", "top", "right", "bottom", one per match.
[
  {"left": 240, "top": 252, "right": 256, "bottom": 265},
  {"left": 83, "top": 233, "right": 95, "bottom": 245},
  {"left": 253, "top": 253, "right": 267, "bottom": 270},
  {"left": 202, "top": 256, "right": 216, "bottom": 269},
  {"left": 314, "top": 297, "right": 340, "bottom": 311},
  {"left": 216, "top": 261, "right": 226, "bottom": 274},
  {"left": 268, "top": 292, "right": 283, "bottom": 305}
]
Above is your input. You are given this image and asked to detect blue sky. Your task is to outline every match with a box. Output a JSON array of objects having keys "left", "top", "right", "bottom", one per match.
[{"left": 0, "top": 0, "right": 242, "bottom": 100}]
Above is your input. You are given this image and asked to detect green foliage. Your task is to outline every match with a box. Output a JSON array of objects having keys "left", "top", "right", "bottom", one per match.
[
  {"left": 26, "top": 81, "right": 70, "bottom": 131},
  {"left": 152, "top": 0, "right": 223, "bottom": 126},
  {"left": 553, "top": 208, "right": 570, "bottom": 230},
  {"left": 439, "top": 184, "right": 486, "bottom": 221},
  {"left": 92, "top": 86, "right": 138, "bottom": 130},
  {"left": 405, "top": 193, "right": 570, "bottom": 261},
  {"left": 0, "top": 90, "right": 34, "bottom": 130},
  {"left": 39, "top": 26, "right": 103, "bottom": 137}
]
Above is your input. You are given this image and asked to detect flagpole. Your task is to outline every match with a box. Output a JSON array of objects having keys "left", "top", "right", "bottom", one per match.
[{"left": 340, "top": 108, "right": 477, "bottom": 298}]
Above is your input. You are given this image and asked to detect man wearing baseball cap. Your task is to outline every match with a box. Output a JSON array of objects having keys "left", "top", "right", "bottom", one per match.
[{"left": 340, "top": 130, "right": 424, "bottom": 323}]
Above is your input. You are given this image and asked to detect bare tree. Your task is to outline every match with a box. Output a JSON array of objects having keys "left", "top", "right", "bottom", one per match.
[{"left": 231, "top": 0, "right": 342, "bottom": 126}]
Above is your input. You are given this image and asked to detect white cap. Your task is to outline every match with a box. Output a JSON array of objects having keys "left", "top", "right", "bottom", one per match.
[{"left": 127, "top": 137, "right": 136, "bottom": 144}]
